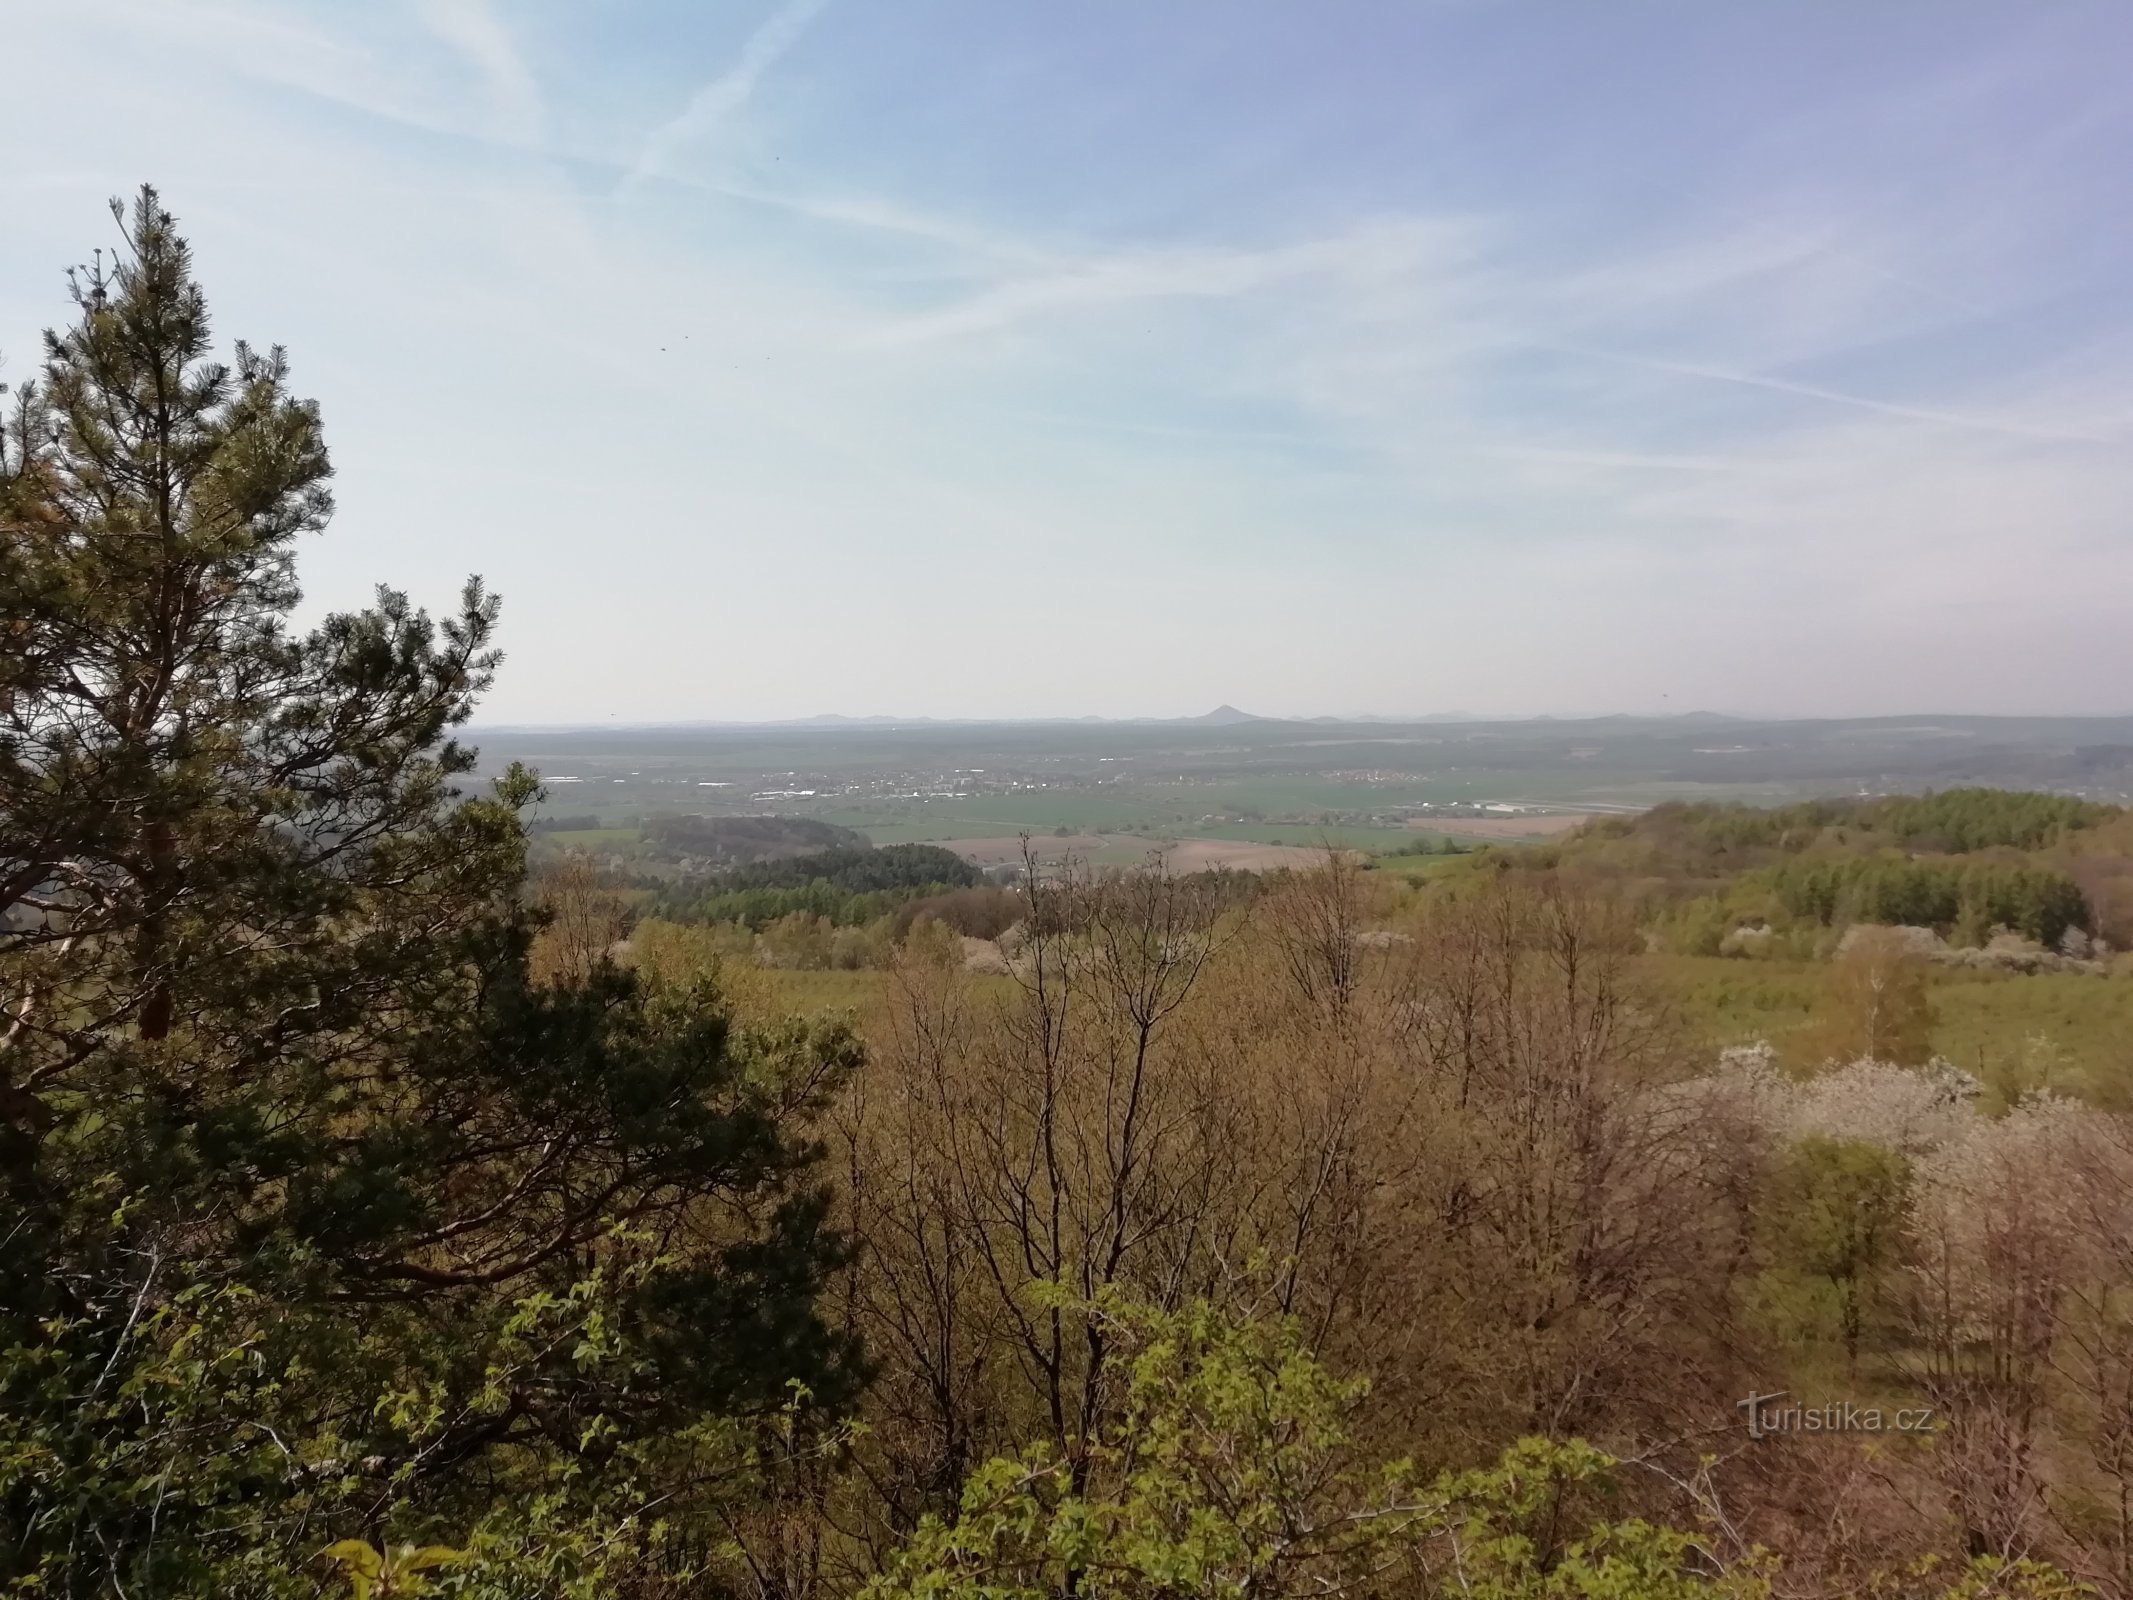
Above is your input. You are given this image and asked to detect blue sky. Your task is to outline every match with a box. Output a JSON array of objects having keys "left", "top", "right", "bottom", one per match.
[{"left": 4, "top": 1, "right": 2129, "bottom": 720}]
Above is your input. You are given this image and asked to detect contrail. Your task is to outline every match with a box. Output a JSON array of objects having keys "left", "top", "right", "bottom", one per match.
[{"left": 627, "top": 0, "right": 832, "bottom": 189}]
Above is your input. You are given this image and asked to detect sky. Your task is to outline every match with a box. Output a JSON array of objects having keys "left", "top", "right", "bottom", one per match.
[{"left": 3, "top": 1, "right": 2130, "bottom": 723}]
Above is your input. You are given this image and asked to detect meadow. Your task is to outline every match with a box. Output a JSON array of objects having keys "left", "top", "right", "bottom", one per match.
[
  {"left": 749, "top": 954, "right": 2133, "bottom": 1109},
  {"left": 1643, "top": 953, "right": 2133, "bottom": 1104}
]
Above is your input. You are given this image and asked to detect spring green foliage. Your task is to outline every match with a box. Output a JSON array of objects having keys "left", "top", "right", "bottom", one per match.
[
  {"left": 1, "top": 191, "right": 861, "bottom": 1595},
  {"left": 1377, "top": 835, "right": 1466, "bottom": 858},
  {"left": 1759, "top": 857, "right": 2089, "bottom": 947},
  {"left": 1571, "top": 791, "right": 2117, "bottom": 866},
  {"left": 1761, "top": 1137, "right": 1911, "bottom": 1362},
  {"left": 1825, "top": 790, "right": 2115, "bottom": 853},
  {"left": 321, "top": 1541, "right": 465, "bottom": 1600},
  {"left": 662, "top": 879, "right": 914, "bottom": 930},
  {"left": 1485, "top": 790, "right": 2113, "bottom": 955},
  {"left": 863, "top": 1296, "right": 1754, "bottom": 1600},
  {"left": 865, "top": 1296, "right": 2080, "bottom": 1600},
  {"left": 653, "top": 843, "right": 983, "bottom": 928}
]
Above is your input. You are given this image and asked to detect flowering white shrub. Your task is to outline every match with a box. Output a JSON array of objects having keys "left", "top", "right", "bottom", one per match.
[
  {"left": 1675, "top": 1044, "right": 1982, "bottom": 1157},
  {"left": 1835, "top": 924, "right": 1947, "bottom": 960},
  {"left": 1716, "top": 1040, "right": 1779, "bottom": 1077},
  {"left": 1790, "top": 1057, "right": 1982, "bottom": 1155},
  {"left": 1658, "top": 1041, "right": 1795, "bottom": 1149},
  {"left": 1906, "top": 1094, "right": 2130, "bottom": 1355}
]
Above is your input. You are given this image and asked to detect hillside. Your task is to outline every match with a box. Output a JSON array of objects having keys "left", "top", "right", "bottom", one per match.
[
  {"left": 1470, "top": 788, "right": 2129, "bottom": 957},
  {"left": 640, "top": 813, "right": 865, "bottom": 866},
  {"left": 646, "top": 840, "right": 996, "bottom": 935}
]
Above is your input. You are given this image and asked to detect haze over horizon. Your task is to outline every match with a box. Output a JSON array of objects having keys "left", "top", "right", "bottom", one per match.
[
  {"left": 6, "top": 2, "right": 2130, "bottom": 724},
  {"left": 468, "top": 703, "right": 2133, "bottom": 732}
]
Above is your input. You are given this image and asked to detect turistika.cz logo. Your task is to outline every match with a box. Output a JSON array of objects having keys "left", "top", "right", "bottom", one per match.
[{"left": 1737, "top": 1391, "right": 1937, "bottom": 1440}]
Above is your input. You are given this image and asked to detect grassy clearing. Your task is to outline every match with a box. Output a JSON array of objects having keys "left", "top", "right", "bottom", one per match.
[
  {"left": 1364, "top": 851, "right": 1471, "bottom": 881},
  {"left": 1638, "top": 953, "right": 2133, "bottom": 1105},
  {"left": 1930, "top": 973, "right": 2133, "bottom": 1105},
  {"left": 1639, "top": 957, "right": 1822, "bottom": 1053}
]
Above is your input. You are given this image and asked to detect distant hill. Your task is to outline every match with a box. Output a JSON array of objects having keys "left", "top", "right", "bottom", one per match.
[
  {"left": 1187, "top": 704, "right": 1267, "bottom": 726},
  {"left": 643, "top": 814, "right": 864, "bottom": 866}
]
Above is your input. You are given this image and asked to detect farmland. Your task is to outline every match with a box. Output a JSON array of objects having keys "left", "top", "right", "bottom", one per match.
[{"left": 480, "top": 710, "right": 2133, "bottom": 871}]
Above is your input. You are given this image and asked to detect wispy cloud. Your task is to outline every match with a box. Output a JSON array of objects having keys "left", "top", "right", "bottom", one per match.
[
  {"left": 8, "top": 0, "right": 2129, "bottom": 719},
  {"left": 1581, "top": 350, "right": 2118, "bottom": 447},
  {"left": 53, "top": 0, "right": 547, "bottom": 152},
  {"left": 415, "top": 0, "right": 543, "bottom": 144},
  {"left": 693, "top": 179, "right": 1055, "bottom": 266},
  {"left": 863, "top": 219, "right": 1474, "bottom": 347},
  {"left": 628, "top": 0, "right": 831, "bottom": 188}
]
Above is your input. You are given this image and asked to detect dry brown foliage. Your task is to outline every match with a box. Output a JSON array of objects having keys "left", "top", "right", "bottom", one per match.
[
  {"left": 829, "top": 858, "right": 1761, "bottom": 1544},
  {"left": 527, "top": 854, "right": 631, "bottom": 988},
  {"left": 798, "top": 855, "right": 2133, "bottom": 1593}
]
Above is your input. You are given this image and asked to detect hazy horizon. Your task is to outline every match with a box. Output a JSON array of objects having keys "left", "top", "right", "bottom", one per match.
[
  {"left": 467, "top": 705, "right": 2133, "bottom": 732},
  {"left": 7, "top": 2, "right": 2130, "bottom": 723}
]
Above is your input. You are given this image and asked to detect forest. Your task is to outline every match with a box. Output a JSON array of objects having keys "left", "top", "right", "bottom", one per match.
[
  {"left": 647, "top": 843, "right": 986, "bottom": 932},
  {"left": 1470, "top": 795, "right": 2130, "bottom": 965},
  {"left": 8, "top": 194, "right": 2133, "bottom": 1600}
]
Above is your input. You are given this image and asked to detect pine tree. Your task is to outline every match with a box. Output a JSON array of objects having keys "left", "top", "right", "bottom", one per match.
[
  {"left": 1, "top": 186, "right": 506, "bottom": 1112},
  {"left": 1, "top": 191, "right": 860, "bottom": 1592}
]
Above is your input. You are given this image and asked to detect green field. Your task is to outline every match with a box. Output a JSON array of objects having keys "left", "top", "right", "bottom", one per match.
[
  {"left": 1362, "top": 850, "right": 1472, "bottom": 880},
  {"left": 808, "top": 777, "right": 1577, "bottom": 849},
  {"left": 829, "top": 811, "right": 1430, "bottom": 853},
  {"left": 1172, "top": 820, "right": 1429, "bottom": 849},
  {"left": 1645, "top": 954, "right": 2133, "bottom": 1105}
]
